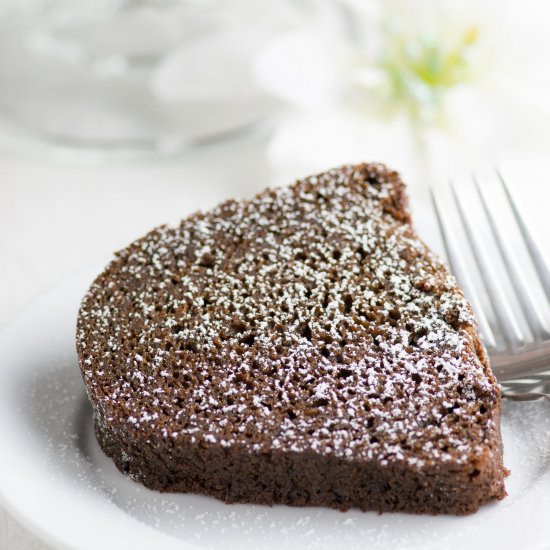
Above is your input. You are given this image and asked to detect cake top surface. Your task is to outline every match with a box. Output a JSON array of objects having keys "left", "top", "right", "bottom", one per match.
[{"left": 77, "top": 163, "right": 499, "bottom": 469}]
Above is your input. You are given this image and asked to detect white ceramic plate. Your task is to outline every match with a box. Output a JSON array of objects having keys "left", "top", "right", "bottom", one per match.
[{"left": 1, "top": 266, "right": 550, "bottom": 550}]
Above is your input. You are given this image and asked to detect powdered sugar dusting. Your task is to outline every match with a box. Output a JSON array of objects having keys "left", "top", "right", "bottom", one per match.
[{"left": 77, "top": 163, "right": 499, "bottom": 470}]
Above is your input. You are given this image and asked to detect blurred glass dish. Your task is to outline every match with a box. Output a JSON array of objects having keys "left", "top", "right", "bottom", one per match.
[{"left": 0, "top": 0, "right": 304, "bottom": 161}]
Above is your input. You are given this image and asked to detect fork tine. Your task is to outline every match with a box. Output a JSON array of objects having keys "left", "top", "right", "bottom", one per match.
[
  {"left": 498, "top": 170, "right": 550, "bottom": 302},
  {"left": 430, "top": 187, "right": 497, "bottom": 349},
  {"left": 473, "top": 176, "right": 550, "bottom": 341},
  {"left": 450, "top": 181, "right": 525, "bottom": 349}
]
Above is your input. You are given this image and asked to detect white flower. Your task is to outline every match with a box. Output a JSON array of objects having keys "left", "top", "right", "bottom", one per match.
[{"left": 255, "top": 0, "right": 550, "bottom": 187}]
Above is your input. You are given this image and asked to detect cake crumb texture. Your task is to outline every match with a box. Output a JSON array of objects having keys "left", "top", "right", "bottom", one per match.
[{"left": 77, "top": 162, "right": 506, "bottom": 514}]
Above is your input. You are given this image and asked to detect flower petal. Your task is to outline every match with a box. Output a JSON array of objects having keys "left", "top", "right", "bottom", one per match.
[
  {"left": 254, "top": 27, "right": 353, "bottom": 110},
  {"left": 152, "top": 27, "right": 270, "bottom": 103}
]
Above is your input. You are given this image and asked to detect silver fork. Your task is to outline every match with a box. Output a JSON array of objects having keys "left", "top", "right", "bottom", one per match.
[{"left": 431, "top": 172, "right": 550, "bottom": 401}]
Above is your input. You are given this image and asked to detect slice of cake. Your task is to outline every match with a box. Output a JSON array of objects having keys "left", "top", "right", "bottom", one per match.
[{"left": 77, "top": 162, "right": 507, "bottom": 514}]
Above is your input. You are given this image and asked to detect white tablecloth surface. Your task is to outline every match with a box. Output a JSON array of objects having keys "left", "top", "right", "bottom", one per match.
[{"left": 1, "top": 134, "right": 550, "bottom": 548}]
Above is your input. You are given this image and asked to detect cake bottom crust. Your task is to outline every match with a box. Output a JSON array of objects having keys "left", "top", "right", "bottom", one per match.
[{"left": 95, "top": 414, "right": 506, "bottom": 516}]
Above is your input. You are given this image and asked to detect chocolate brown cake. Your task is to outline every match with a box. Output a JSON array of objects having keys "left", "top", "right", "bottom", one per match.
[{"left": 77, "top": 162, "right": 507, "bottom": 515}]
